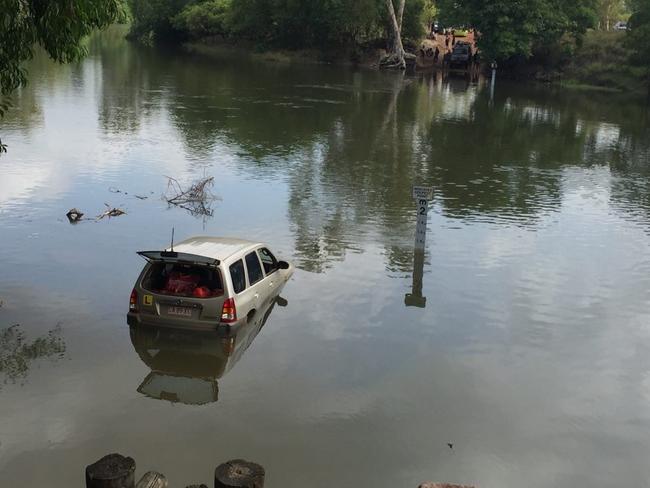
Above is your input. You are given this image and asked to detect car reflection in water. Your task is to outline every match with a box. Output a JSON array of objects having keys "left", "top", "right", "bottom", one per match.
[{"left": 129, "top": 295, "right": 287, "bottom": 405}]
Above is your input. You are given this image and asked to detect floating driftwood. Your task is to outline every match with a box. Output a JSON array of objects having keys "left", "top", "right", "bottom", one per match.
[
  {"left": 66, "top": 208, "right": 84, "bottom": 223},
  {"left": 66, "top": 205, "right": 125, "bottom": 224},
  {"left": 419, "top": 484, "right": 476, "bottom": 488},
  {"left": 96, "top": 204, "right": 126, "bottom": 220},
  {"left": 164, "top": 175, "right": 218, "bottom": 217}
]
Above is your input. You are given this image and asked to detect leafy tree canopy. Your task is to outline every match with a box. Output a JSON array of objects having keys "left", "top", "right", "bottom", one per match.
[
  {"left": 438, "top": 0, "right": 597, "bottom": 62},
  {"left": 0, "top": 0, "right": 124, "bottom": 95},
  {"left": 130, "top": 0, "right": 427, "bottom": 48},
  {"left": 626, "top": 0, "right": 650, "bottom": 77},
  {"left": 0, "top": 0, "right": 124, "bottom": 153},
  {"left": 596, "top": 0, "right": 629, "bottom": 30}
]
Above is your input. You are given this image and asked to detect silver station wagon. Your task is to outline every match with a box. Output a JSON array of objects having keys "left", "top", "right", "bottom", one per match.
[{"left": 127, "top": 236, "right": 293, "bottom": 330}]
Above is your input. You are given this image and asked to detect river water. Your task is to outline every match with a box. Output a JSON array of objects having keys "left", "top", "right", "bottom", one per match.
[{"left": 2, "top": 27, "right": 650, "bottom": 488}]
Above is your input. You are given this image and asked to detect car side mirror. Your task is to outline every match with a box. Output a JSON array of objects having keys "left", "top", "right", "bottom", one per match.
[{"left": 278, "top": 261, "right": 290, "bottom": 270}]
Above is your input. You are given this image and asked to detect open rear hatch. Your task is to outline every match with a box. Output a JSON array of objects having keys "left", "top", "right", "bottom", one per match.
[
  {"left": 138, "top": 250, "right": 220, "bottom": 267},
  {"left": 136, "top": 250, "right": 225, "bottom": 323}
]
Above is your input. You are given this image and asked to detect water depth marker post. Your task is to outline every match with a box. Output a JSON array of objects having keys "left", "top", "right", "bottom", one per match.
[
  {"left": 413, "top": 185, "right": 433, "bottom": 250},
  {"left": 405, "top": 185, "right": 434, "bottom": 308}
]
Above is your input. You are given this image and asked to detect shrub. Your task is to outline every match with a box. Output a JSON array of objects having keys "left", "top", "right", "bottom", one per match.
[
  {"left": 127, "top": 0, "right": 191, "bottom": 41},
  {"left": 174, "top": 0, "right": 232, "bottom": 39}
]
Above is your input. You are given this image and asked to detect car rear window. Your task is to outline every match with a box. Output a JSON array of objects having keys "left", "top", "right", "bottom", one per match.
[
  {"left": 245, "top": 252, "right": 264, "bottom": 285},
  {"left": 230, "top": 260, "right": 246, "bottom": 294},
  {"left": 141, "top": 262, "right": 223, "bottom": 298}
]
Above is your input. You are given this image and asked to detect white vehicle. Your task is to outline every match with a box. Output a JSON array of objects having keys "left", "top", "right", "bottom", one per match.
[
  {"left": 614, "top": 21, "right": 628, "bottom": 31},
  {"left": 127, "top": 236, "right": 294, "bottom": 330}
]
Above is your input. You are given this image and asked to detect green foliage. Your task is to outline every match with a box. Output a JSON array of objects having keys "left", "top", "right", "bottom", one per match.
[
  {"left": 401, "top": 0, "right": 427, "bottom": 40},
  {"left": 134, "top": 0, "right": 428, "bottom": 48},
  {"left": 0, "top": 0, "right": 121, "bottom": 95},
  {"left": 438, "top": 0, "right": 597, "bottom": 62},
  {"left": 565, "top": 30, "right": 645, "bottom": 90},
  {"left": 227, "top": 0, "right": 386, "bottom": 48},
  {"left": 422, "top": 0, "right": 438, "bottom": 26},
  {"left": 626, "top": 0, "right": 650, "bottom": 79},
  {"left": 0, "top": 0, "right": 120, "bottom": 156},
  {"left": 173, "top": 0, "right": 232, "bottom": 39},
  {"left": 127, "top": 0, "right": 192, "bottom": 41},
  {"left": 116, "top": 0, "right": 133, "bottom": 24},
  {"left": 596, "top": 0, "right": 628, "bottom": 30}
]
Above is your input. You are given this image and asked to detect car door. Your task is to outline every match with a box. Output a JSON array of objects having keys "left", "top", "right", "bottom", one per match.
[
  {"left": 242, "top": 250, "right": 265, "bottom": 319},
  {"left": 257, "top": 247, "right": 282, "bottom": 297}
]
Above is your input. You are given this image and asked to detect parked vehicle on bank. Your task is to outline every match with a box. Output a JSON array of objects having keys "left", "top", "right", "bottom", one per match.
[
  {"left": 613, "top": 21, "right": 627, "bottom": 31},
  {"left": 127, "top": 236, "right": 294, "bottom": 330}
]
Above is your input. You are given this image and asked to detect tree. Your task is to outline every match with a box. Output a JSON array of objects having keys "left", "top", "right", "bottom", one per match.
[
  {"left": 422, "top": 0, "right": 438, "bottom": 32},
  {"left": 597, "top": 0, "right": 627, "bottom": 30},
  {"left": 0, "top": 0, "right": 122, "bottom": 153},
  {"left": 127, "top": 0, "right": 191, "bottom": 41},
  {"left": 383, "top": 0, "right": 407, "bottom": 68},
  {"left": 438, "top": 0, "right": 597, "bottom": 62},
  {"left": 380, "top": 0, "right": 420, "bottom": 70},
  {"left": 626, "top": 0, "right": 650, "bottom": 90}
]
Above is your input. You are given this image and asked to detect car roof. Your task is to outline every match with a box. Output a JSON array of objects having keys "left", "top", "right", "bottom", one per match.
[{"left": 169, "top": 236, "right": 262, "bottom": 262}]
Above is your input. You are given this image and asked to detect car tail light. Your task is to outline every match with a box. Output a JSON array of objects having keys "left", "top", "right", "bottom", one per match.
[
  {"left": 221, "top": 298, "right": 237, "bottom": 323},
  {"left": 130, "top": 289, "right": 138, "bottom": 311}
]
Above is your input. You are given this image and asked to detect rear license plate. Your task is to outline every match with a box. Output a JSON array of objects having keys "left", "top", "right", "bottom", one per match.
[{"left": 167, "top": 306, "right": 193, "bottom": 317}]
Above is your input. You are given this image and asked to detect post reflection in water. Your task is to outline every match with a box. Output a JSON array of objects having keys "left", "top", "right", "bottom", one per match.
[
  {"left": 129, "top": 296, "right": 285, "bottom": 405},
  {"left": 404, "top": 249, "right": 426, "bottom": 308}
]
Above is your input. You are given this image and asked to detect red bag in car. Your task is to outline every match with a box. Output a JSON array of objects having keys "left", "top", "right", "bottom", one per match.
[
  {"left": 193, "top": 286, "right": 212, "bottom": 298},
  {"left": 164, "top": 272, "right": 200, "bottom": 295}
]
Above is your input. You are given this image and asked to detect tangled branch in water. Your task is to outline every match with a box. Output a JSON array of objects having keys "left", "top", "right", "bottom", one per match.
[{"left": 164, "top": 175, "right": 218, "bottom": 217}]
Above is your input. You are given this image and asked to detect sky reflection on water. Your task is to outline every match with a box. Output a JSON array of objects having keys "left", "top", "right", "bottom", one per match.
[{"left": 1, "top": 26, "right": 650, "bottom": 488}]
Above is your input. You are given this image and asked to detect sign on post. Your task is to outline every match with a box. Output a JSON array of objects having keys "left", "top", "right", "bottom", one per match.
[
  {"left": 405, "top": 185, "right": 434, "bottom": 308},
  {"left": 412, "top": 186, "right": 433, "bottom": 250}
]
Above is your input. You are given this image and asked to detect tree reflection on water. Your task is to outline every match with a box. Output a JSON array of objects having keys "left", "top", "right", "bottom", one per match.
[{"left": 0, "top": 323, "right": 66, "bottom": 388}]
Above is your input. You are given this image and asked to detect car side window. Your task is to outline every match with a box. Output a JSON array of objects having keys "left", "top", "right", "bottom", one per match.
[
  {"left": 258, "top": 248, "right": 278, "bottom": 275},
  {"left": 229, "top": 260, "right": 246, "bottom": 294},
  {"left": 245, "top": 252, "right": 264, "bottom": 286}
]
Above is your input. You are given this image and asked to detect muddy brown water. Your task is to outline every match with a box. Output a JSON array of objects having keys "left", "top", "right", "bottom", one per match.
[{"left": 2, "top": 26, "right": 650, "bottom": 488}]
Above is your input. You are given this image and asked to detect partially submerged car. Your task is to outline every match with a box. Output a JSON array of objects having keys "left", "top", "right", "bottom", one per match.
[{"left": 127, "top": 236, "right": 293, "bottom": 330}]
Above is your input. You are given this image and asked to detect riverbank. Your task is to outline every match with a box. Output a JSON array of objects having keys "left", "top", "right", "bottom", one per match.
[
  {"left": 509, "top": 30, "right": 647, "bottom": 93},
  {"left": 184, "top": 36, "right": 389, "bottom": 69},
  {"left": 183, "top": 30, "right": 647, "bottom": 94}
]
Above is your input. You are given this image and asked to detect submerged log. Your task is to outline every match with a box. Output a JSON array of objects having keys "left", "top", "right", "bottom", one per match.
[
  {"left": 214, "top": 460, "right": 265, "bottom": 488},
  {"left": 136, "top": 472, "right": 168, "bottom": 488},
  {"left": 418, "top": 483, "right": 476, "bottom": 488},
  {"left": 86, "top": 453, "right": 136, "bottom": 488}
]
